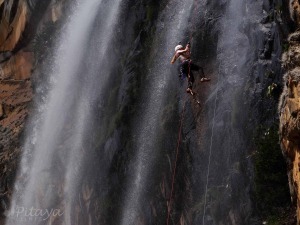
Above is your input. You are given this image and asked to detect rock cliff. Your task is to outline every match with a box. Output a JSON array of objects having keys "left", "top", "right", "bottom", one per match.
[
  {"left": 279, "top": 1, "right": 300, "bottom": 224},
  {"left": 0, "top": 0, "right": 299, "bottom": 224},
  {"left": 0, "top": 0, "right": 63, "bottom": 222}
]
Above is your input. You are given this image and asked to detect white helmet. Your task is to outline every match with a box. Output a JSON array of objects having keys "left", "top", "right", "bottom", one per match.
[{"left": 175, "top": 45, "right": 183, "bottom": 51}]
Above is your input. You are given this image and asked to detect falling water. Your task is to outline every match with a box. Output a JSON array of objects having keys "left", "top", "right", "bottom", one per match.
[
  {"left": 120, "top": 0, "right": 194, "bottom": 224},
  {"left": 6, "top": 0, "right": 122, "bottom": 224},
  {"left": 197, "top": 0, "right": 264, "bottom": 224},
  {"left": 3, "top": 0, "right": 279, "bottom": 224}
]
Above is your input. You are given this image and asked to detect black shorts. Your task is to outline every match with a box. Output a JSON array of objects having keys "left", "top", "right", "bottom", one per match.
[{"left": 179, "top": 60, "right": 195, "bottom": 89}]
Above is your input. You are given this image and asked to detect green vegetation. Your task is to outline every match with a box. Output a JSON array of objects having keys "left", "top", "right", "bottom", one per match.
[
  {"left": 254, "top": 124, "right": 290, "bottom": 221},
  {"left": 275, "top": 3, "right": 282, "bottom": 13},
  {"left": 146, "top": 4, "right": 155, "bottom": 22},
  {"left": 267, "top": 83, "right": 278, "bottom": 97},
  {"left": 283, "top": 43, "right": 289, "bottom": 52},
  {"left": 267, "top": 215, "right": 285, "bottom": 225}
]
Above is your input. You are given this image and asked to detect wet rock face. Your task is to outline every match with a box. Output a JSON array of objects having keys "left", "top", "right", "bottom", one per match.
[
  {"left": 279, "top": 6, "right": 300, "bottom": 223},
  {"left": 0, "top": 0, "right": 63, "bottom": 221},
  {"left": 0, "top": 0, "right": 296, "bottom": 224},
  {"left": 0, "top": 0, "right": 32, "bottom": 214}
]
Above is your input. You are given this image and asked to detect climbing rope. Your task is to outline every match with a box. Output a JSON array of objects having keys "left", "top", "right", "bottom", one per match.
[
  {"left": 188, "top": 59, "right": 192, "bottom": 81},
  {"left": 202, "top": 63, "right": 220, "bottom": 225},
  {"left": 187, "top": 1, "right": 220, "bottom": 223},
  {"left": 166, "top": 1, "right": 201, "bottom": 224},
  {"left": 166, "top": 0, "right": 212, "bottom": 224},
  {"left": 189, "top": 0, "right": 199, "bottom": 43},
  {"left": 166, "top": 42, "right": 192, "bottom": 225},
  {"left": 166, "top": 98, "right": 187, "bottom": 225}
]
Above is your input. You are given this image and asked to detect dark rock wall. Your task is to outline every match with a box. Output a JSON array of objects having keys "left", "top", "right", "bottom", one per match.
[
  {"left": 279, "top": 1, "right": 300, "bottom": 224},
  {"left": 0, "top": 0, "right": 297, "bottom": 225}
]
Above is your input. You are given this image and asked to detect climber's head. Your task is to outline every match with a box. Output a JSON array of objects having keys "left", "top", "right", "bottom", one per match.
[{"left": 175, "top": 45, "right": 183, "bottom": 52}]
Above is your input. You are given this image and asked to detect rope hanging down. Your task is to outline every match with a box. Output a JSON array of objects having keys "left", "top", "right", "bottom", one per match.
[
  {"left": 202, "top": 64, "right": 220, "bottom": 225},
  {"left": 189, "top": 0, "right": 199, "bottom": 43},
  {"left": 166, "top": 1, "right": 200, "bottom": 224},
  {"left": 166, "top": 99, "right": 187, "bottom": 225}
]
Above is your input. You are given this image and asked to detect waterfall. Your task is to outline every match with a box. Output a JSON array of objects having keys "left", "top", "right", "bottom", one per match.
[
  {"left": 3, "top": 0, "right": 284, "bottom": 224},
  {"left": 197, "top": 0, "right": 264, "bottom": 224},
  {"left": 6, "top": 0, "right": 123, "bottom": 224},
  {"left": 120, "top": 0, "right": 194, "bottom": 224}
]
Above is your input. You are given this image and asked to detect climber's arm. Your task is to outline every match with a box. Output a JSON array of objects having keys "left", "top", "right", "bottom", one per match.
[{"left": 171, "top": 53, "right": 179, "bottom": 64}]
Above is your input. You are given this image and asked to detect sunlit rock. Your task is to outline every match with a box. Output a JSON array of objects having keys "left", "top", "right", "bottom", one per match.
[
  {"left": 0, "top": 0, "right": 28, "bottom": 51},
  {"left": 279, "top": 15, "right": 300, "bottom": 224}
]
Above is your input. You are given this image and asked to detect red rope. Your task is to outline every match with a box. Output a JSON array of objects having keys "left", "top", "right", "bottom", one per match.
[
  {"left": 189, "top": 0, "right": 199, "bottom": 43},
  {"left": 166, "top": 1, "right": 199, "bottom": 224},
  {"left": 188, "top": 60, "right": 192, "bottom": 80},
  {"left": 166, "top": 100, "right": 187, "bottom": 225}
]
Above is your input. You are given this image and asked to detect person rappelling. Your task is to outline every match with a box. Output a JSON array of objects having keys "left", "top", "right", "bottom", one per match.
[{"left": 171, "top": 42, "right": 210, "bottom": 96}]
